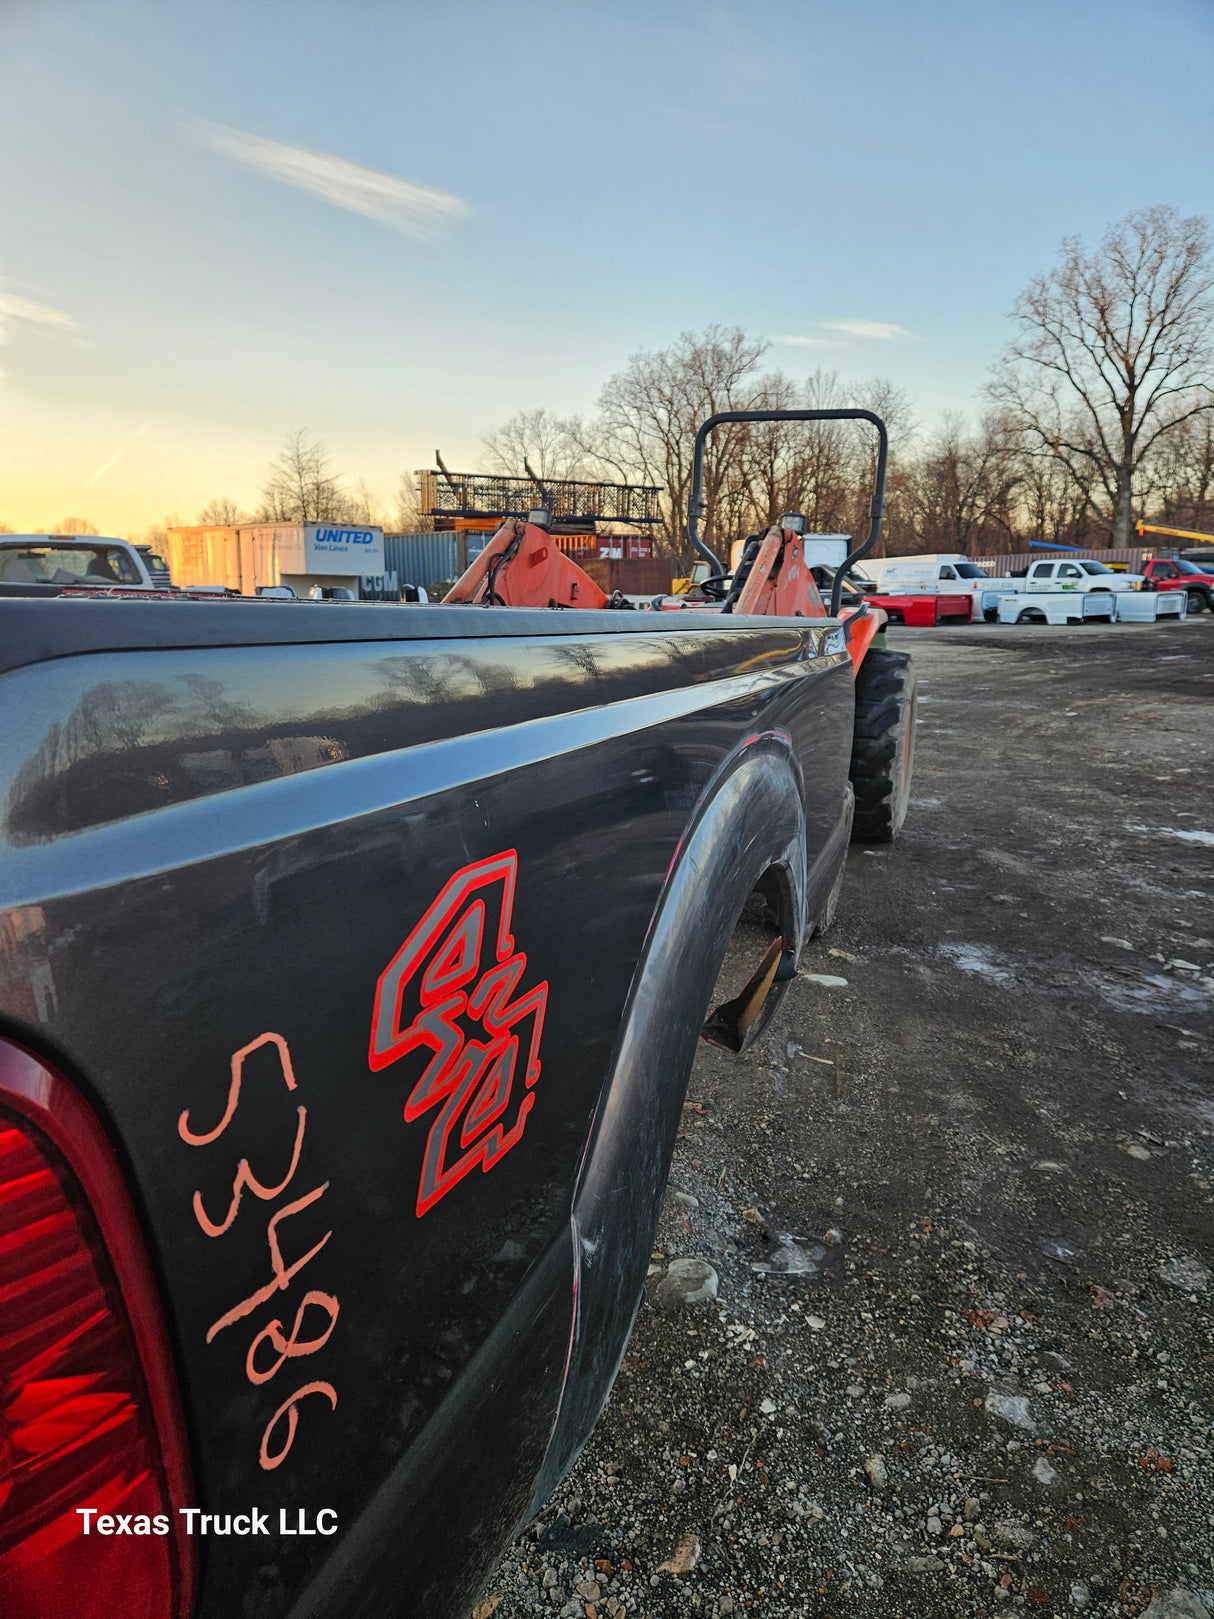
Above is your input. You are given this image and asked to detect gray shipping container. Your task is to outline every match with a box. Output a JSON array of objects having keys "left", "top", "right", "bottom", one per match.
[{"left": 383, "top": 532, "right": 462, "bottom": 590}]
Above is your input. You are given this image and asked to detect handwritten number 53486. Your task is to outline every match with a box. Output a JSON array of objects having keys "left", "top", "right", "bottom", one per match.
[{"left": 178, "top": 1033, "right": 339, "bottom": 1471}]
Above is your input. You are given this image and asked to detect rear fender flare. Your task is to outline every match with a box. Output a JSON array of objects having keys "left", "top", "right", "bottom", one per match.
[{"left": 532, "top": 736, "right": 807, "bottom": 1501}]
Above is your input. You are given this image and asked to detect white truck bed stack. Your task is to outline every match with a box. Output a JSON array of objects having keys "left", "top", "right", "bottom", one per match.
[
  {"left": 995, "top": 591, "right": 1117, "bottom": 625},
  {"left": 1113, "top": 591, "right": 1187, "bottom": 621},
  {"left": 853, "top": 551, "right": 1186, "bottom": 629}
]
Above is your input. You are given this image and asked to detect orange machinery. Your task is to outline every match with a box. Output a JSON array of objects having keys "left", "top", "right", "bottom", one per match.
[{"left": 442, "top": 409, "right": 891, "bottom": 676}]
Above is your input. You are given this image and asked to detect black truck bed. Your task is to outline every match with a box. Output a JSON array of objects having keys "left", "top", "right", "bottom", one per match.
[{"left": 0, "top": 597, "right": 855, "bottom": 1618}]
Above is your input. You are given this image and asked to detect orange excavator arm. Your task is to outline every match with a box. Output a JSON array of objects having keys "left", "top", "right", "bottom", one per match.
[
  {"left": 731, "top": 525, "right": 827, "bottom": 617},
  {"left": 444, "top": 517, "right": 608, "bottom": 610}
]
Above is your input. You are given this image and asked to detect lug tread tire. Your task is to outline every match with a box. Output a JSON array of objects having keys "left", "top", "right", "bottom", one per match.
[{"left": 850, "top": 648, "right": 917, "bottom": 843}]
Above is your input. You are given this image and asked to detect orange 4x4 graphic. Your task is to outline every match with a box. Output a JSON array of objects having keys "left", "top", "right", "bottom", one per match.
[{"left": 368, "top": 851, "right": 548, "bottom": 1217}]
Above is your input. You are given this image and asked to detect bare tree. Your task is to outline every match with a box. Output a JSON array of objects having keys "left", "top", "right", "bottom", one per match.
[
  {"left": 1148, "top": 411, "right": 1214, "bottom": 532},
  {"left": 197, "top": 497, "right": 246, "bottom": 525},
  {"left": 1007, "top": 427, "right": 1099, "bottom": 550},
  {"left": 991, "top": 205, "right": 1214, "bottom": 545},
  {"left": 907, "top": 412, "right": 1020, "bottom": 554},
  {"left": 723, "top": 371, "right": 916, "bottom": 554},
  {"left": 728, "top": 369, "right": 874, "bottom": 538},
  {"left": 346, "top": 478, "right": 383, "bottom": 527},
  {"left": 134, "top": 514, "right": 183, "bottom": 550},
  {"left": 393, "top": 471, "right": 434, "bottom": 533},
  {"left": 594, "top": 325, "right": 770, "bottom": 557},
  {"left": 49, "top": 516, "right": 100, "bottom": 535},
  {"left": 481, "top": 346, "right": 916, "bottom": 561},
  {"left": 841, "top": 376, "right": 916, "bottom": 554},
  {"left": 258, "top": 430, "right": 348, "bottom": 523},
  {"left": 726, "top": 369, "right": 803, "bottom": 536},
  {"left": 482, "top": 408, "right": 587, "bottom": 482}
]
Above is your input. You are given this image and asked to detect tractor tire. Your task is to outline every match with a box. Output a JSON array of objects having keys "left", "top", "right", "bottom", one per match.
[{"left": 850, "top": 648, "right": 917, "bottom": 844}]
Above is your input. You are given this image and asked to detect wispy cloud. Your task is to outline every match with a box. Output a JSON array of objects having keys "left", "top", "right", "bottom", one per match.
[
  {"left": 0, "top": 291, "right": 76, "bottom": 362},
  {"left": 820, "top": 320, "right": 912, "bottom": 340},
  {"left": 89, "top": 423, "right": 149, "bottom": 485},
  {"left": 771, "top": 333, "right": 833, "bottom": 348},
  {"left": 0, "top": 289, "right": 77, "bottom": 379},
  {"left": 201, "top": 126, "right": 468, "bottom": 240}
]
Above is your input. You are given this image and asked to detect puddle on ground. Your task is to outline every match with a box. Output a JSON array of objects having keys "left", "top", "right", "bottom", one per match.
[
  {"left": 1040, "top": 1238, "right": 1080, "bottom": 1263},
  {"left": 1094, "top": 969, "right": 1211, "bottom": 1015},
  {"left": 939, "top": 943, "right": 1014, "bottom": 985},
  {"left": 1125, "top": 823, "right": 1214, "bottom": 847},
  {"left": 752, "top": 1234, "right": 827, "bottom": 1276}
]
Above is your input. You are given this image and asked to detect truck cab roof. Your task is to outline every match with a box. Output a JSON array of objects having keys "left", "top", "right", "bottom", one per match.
[{"left": 0, "top": 535, "right": 153, "bottom": 590}]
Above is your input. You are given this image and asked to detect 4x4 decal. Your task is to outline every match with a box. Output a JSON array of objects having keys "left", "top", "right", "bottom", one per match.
[{"left": 369, "top": 851, "right": 548, "bottom": 1216}]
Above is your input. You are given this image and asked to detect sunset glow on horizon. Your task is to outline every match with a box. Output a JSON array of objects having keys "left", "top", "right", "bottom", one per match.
[{"left": 2, "top": 0, "right": 1210, "bottom": 538}]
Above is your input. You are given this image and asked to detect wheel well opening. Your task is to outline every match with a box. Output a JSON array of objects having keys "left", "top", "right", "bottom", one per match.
[{"left": 700, "top": 869, "right": 796, "bottom": 1055}]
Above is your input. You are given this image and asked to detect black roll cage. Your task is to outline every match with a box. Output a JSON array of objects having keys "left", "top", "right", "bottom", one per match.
[{"left": 686, "top": 409, "right": 889, "bottom": 617}]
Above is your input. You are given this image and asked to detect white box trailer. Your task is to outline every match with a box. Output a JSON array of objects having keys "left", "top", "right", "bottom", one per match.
[
  {"left": 166, "top": 523, "right": 384, "bottom": 596},
  {"left": 995, "top": 591, "right": 1117, "bottom": 625}
]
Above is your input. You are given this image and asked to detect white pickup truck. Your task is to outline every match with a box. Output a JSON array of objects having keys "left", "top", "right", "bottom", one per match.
[
  {"left": 1009, "top": 558, "right": 1145, "bottom": 594},
  {"left": 0, "top": 534, "right": 165, "bottom": 592}
]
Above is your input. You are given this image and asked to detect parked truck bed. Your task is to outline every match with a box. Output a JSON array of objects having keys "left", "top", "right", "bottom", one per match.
[{"left": 0, "top": 596, "right": 874, "bottom": 1619}]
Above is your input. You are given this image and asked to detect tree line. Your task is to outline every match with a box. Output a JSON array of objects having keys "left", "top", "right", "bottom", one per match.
[
  {"left": 477, "top": 206, "right": 1213, "bottom": 560},
  {"left": 14, "top": 205, "right": 1208, "bottom": 562}
]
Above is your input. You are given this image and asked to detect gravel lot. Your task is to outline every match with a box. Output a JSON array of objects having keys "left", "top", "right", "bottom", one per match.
[{"left": 479, "top": 618, "right": 1214, "bottom": 1619}]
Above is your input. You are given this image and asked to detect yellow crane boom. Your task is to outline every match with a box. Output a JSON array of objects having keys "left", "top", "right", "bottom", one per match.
[{"left": 1136, "top": 521, "right": 1214, "bottom": 544}]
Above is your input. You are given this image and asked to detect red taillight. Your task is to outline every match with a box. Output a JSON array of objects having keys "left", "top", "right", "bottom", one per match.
[{"left": 0, "top": 1038, "right": 195, "bottom": 1619}]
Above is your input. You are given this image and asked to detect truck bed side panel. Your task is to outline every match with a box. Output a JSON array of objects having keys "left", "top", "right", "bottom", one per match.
[{"left": 0, "top": 618, "right": 852, "bottom": 1616}]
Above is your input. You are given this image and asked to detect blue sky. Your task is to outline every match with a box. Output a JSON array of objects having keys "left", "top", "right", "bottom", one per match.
[{"left": 1, "top": 0, "right": 1211, "bottom": 531}]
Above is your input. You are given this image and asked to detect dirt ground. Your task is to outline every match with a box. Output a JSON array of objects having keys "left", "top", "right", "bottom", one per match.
[{"left": 482, "top": 617, "right": 1214, "bottom": 1619}]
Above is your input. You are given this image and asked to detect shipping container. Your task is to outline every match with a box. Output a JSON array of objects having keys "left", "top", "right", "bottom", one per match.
[
  {"left": 383, "top": 532, "right": 463, "bottom": 590},
  {"left": 582, "top": 557, "right": 674, "bottom": 597}
]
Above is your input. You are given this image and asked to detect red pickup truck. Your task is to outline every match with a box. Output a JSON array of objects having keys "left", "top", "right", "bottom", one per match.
[{"left": 1140, "top": 558, "right": 1214, "bottom": 613}]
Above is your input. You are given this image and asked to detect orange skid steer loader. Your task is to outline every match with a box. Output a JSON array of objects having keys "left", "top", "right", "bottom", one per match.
[{"left": 444, "top": 408, "right": 917, "bottom": 844}]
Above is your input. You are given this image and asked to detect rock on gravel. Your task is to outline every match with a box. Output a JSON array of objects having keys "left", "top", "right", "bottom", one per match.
[
  {"left": 993, "top": 1520, "right": 1037, "bottom": 1550},
  {"left": 1142, "top": 1593, "right": 1212, "bottom": 1619},
  {"left": 1031, "top": 1453, "right": 1057, "bottom": 1485},
  {"left": 984, "top": 1390, "right": 1033, "bottom": 1429},
  {"left": 655, "top": 1258, "right": 718, "bottom": 1309},
  {"left": 1158, "top": 1255, "right": 1210, "bottom": 1292},
  {"left": 863, "top": 1452, "right": 888, "bottom": 1489},
  {"left": 656, "top": 1532, "right": 700, "bottom": 1574}
]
